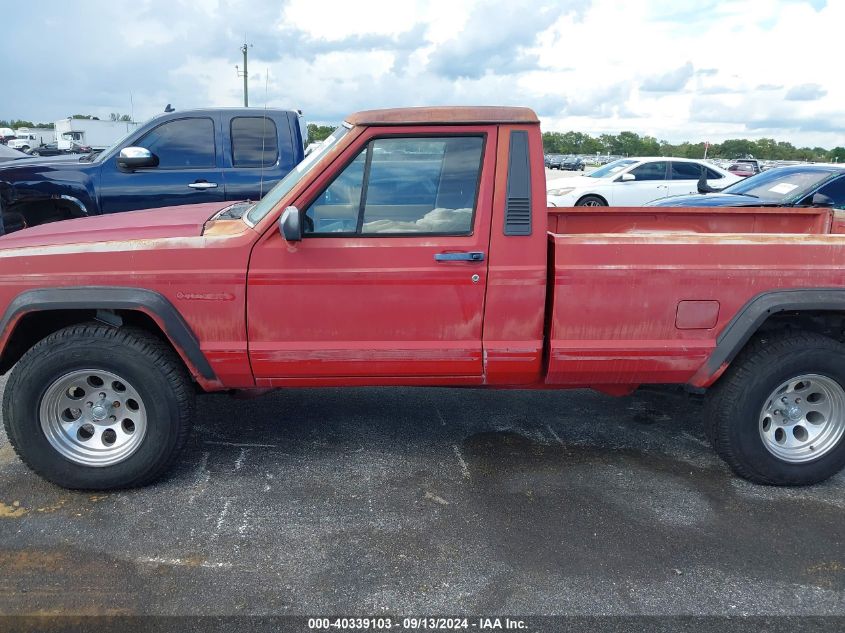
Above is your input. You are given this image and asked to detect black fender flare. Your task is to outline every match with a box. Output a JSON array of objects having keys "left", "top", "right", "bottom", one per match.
[
  {"left": 0, "top": 286, "right": 215, "bottom": 380},
  {"left": 704, "top": 288, "right": 845, "bottom": 377}
]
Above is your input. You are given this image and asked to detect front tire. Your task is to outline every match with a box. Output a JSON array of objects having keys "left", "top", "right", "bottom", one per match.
[
  {"left": 575, "top": 195, "right": 607, "bottom": 207},
  {"left": 706, "top": 332, "right": 845, "bottom": 485},
  {"left": 3, "top": 325, "right": 195, "bottom": 489}
]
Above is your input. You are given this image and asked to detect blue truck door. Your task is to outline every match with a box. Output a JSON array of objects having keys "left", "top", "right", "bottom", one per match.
[
  {"left": 98, "top": 116, "right": 224, "bottom": 213},
  {"left": 221, "top": 113, "right": 300, "bottom": 202}
]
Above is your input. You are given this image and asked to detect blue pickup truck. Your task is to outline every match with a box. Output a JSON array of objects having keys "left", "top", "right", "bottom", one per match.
[{"left": 0, "top": 108, "right": 306, "bottom": 234}]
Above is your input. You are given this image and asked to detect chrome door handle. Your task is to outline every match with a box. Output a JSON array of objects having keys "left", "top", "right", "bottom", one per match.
[
  {"left": 188, "top": 181, "right": 218, "bottom": 189},
  {"left": 434, "top": 251, "right": 485, "bottom": 262}
]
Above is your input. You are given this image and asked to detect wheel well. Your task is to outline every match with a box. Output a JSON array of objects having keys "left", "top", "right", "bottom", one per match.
[
  {"left": 7, "top": 198, "right": 80, "bottom": 230},
  {"left": 0, "top": 309, "right": 177, "bottom": 375},
  {"left": 754, "top": 310, "right": 845, "bottom": 343},
  {"left": 575, "top": 193, "right": 607, "bottom": 206}
]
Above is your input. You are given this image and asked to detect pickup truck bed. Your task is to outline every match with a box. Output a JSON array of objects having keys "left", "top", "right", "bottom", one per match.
[
  {"left": 545, "top": 206, "right": 845, "bottom": 389},
  {"left": 3, "top": 105, "right": 845, "bottom": 490}
]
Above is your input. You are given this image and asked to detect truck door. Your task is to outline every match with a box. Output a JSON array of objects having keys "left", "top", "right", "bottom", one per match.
[
  {"left": 246, "top": 126, "right": 496, "bottom": 382},
  {"left": 98, "top": 116, "right": 224, "bottom": 213},
  {"left": 221, "top": 114, "right": 295, "bottom": 202}
]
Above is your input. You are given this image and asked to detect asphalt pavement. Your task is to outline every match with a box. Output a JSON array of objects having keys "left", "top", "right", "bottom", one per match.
[{"left": 1, "top": 373, "right": 844, "bottom": 619}]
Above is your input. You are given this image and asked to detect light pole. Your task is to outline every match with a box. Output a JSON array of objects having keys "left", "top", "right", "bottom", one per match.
[{"left": 235, "top": 42, "right": 252, "bottom": 107}]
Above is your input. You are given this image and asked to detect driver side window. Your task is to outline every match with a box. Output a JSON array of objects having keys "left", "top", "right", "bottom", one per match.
[
  {"left": 303, "top": 136, "right": 484, "bottom": 236},
  {"left": 629, "top": 161, "right": 667, "bottom": 181},
  {"left": 135, "top": 117, "right": 216, "bottom": 169}
]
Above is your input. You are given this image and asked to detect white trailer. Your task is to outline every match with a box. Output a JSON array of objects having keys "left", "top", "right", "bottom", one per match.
[{"left": 54, "top": 118, "right": 141, "bottom": 151}]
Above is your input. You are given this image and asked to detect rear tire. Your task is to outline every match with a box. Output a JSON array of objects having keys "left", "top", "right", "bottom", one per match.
[
  {"left": 3, "top": 325, "right": 195, "bottom": 489},
  {"left": 705, "top": 332, "right": 845, "bottom": 485}
]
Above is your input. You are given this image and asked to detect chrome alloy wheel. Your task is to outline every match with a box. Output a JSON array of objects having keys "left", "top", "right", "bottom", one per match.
[
  {"left": 759, "top": 374, "right": 845, "bottom": 464},
  {"left": 39, "top": 369, "right": 148, "bottom": 467}
]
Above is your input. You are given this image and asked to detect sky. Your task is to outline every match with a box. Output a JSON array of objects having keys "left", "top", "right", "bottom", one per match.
[{"left": 1, "top": 0, "right": 843, "bottom": 148}]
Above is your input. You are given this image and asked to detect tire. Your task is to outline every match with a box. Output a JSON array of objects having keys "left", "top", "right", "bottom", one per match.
[
  {"left": 705, "top": 332, "right": 845, "bottom": 485},
  {"left": 575, "top": 195, "right": 607, "bottom": 207},
  {"left": 30, "top": 151, "right": 40, "bottom": 156},
  {"left": 3, "top": 324, "right": 195, "bottom": 489}
]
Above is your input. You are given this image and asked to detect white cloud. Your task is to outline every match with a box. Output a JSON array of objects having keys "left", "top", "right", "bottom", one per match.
[{"left": 1, "top": 0, "right": 842, "bottom": 148}]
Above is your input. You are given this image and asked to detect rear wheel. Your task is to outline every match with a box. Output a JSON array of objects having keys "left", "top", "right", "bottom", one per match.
[
  {"left": 575, "top": 195, "right": 607, "bottom": 207},
  {"left": 706, "top": 332, "right": 845, "bottom": 485},
  {"left": 3, "top": 325, "right": 195, "bottom": 489}
]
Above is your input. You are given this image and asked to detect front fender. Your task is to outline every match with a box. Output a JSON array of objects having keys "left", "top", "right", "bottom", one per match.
[
  {"left": 0, "top": 161, "right": 98, "bottom": 216},
  {"left": 0, "top": 286, "right": 218, "bottom": 387}
]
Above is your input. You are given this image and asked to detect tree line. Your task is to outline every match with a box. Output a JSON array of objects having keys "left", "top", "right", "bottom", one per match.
[
  {"left": 542, "top": 130, "right": 845, "bottom": 163},
  {"left": 310, "top": 124, "right": 843, "bottom": 163}
]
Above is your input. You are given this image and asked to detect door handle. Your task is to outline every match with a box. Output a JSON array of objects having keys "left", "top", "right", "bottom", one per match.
[
  {"left": 434, "top": 251, "right": 485, "bottom": 262},
  {"left": 188, "top": 181, "right": 218, "bottom": 189}
]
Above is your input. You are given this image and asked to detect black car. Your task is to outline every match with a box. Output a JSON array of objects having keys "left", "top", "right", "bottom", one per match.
[
  {"left": 546, "top": 154, "right": 565, "bottom": 169},
  {"left": 27, "top": 143, "right": 65, "bottom": 157},
  {"left": 648, "top": 165, "right": 845, "bottom": 209},
  {"left": 561, "top": 155, "right": 585, "bottom": 171}
]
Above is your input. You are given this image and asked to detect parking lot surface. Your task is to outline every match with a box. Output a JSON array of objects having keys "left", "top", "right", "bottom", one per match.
[{"left": 1, "top": 376, "right": 844, "bottom": 617}]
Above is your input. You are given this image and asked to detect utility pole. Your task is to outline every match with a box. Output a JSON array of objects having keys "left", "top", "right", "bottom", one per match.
[{"left": 235, "top": 42, "right": 252, "bottom": 107}]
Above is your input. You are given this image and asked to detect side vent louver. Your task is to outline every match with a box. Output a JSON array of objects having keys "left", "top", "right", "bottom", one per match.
[{"left": 504, "top": 130, "right": 532, "bottom": 236}]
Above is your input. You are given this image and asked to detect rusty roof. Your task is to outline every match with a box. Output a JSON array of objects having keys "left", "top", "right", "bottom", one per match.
[{"left": 345, "top": 106, "right": 539, "bottom": 126}]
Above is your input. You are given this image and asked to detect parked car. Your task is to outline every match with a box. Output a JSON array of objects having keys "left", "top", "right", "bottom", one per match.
[
  {"left": 561, "top": 155, "right": 585, "bottom": 171},
  {"left": 0, "top": 108, "right": 306, "bottom": 234},
  {"left": 546, "top": 154, "right": 565, "bottom": 169},
  {"left": 728, "top": 163, "right": 756, "bottom": 178},
  {"left": 649, "top": 164, "right": 845, "bottom": 209},
  {"left": 27, "top": 142, "right": 66, "bottom": 157},
  {"left": 3, "top": 106, "right": 845, "bottom": 490},
  {"left": 547, "top": 156, "right": 740, "bottom": 206}
]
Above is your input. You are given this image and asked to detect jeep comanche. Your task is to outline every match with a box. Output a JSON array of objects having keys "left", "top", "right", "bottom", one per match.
[{"left": 2, "top": 106, "right": 845, "bottom": 489}]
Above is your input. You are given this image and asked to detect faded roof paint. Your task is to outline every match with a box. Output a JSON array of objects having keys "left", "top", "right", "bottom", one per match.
[{"left": 345, "top": 106, "right": 539, "bottom": 126}]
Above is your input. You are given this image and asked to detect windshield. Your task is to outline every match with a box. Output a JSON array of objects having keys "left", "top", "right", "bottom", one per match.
[
  {"left": 245, "top": 125, "right": 350, "bottom": 225},
  {"left": 589, "top": 158, "right": 637, "bottom": 178},
  {"left": 722, "top": 167, "right": 837, "bottom": 202}
]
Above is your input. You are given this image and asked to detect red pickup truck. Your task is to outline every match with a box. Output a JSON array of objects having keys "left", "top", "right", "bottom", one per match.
[{"left": 2, "top": 106, "right": 845, "bottom": 490}]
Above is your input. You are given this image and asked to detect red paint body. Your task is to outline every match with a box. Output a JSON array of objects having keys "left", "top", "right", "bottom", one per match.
[{"left": 2, "top": 107, "right": 845, "bottom": 396}]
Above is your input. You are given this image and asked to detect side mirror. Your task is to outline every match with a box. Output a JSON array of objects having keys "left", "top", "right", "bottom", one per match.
[
  {"left": 279, "top": 206, "right": 302, "bottom": 241},
  {"left": 811, "top": 193, "right": 835, "bottom": 208},
  {"left": 118, "top": 147, "right": 158, "bottom": 169},
  {"left": 620, "top": 173, "right": 636, "bottom": 182}
]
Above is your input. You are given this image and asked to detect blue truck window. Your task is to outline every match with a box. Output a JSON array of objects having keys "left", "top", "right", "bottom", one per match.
[
  {"left": 231, "top": 117, "right": 279, "bottom": 167},
  {"left": 137, "top": 118, "right": 215, "bottom": 169}
]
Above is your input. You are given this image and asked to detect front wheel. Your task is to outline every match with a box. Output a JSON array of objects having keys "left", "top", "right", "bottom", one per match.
[
  {"left": 29, "top": 150, "right": 40, "bottom": 156},
  {"left": 575, "top": 195, "right": 607, "bottom": 207},
  {"left": 3, "top": 325, "right": 195, "bottom": 489},
  {"left": 706, "top": 332, "right": 845, "bottom": 485}
]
